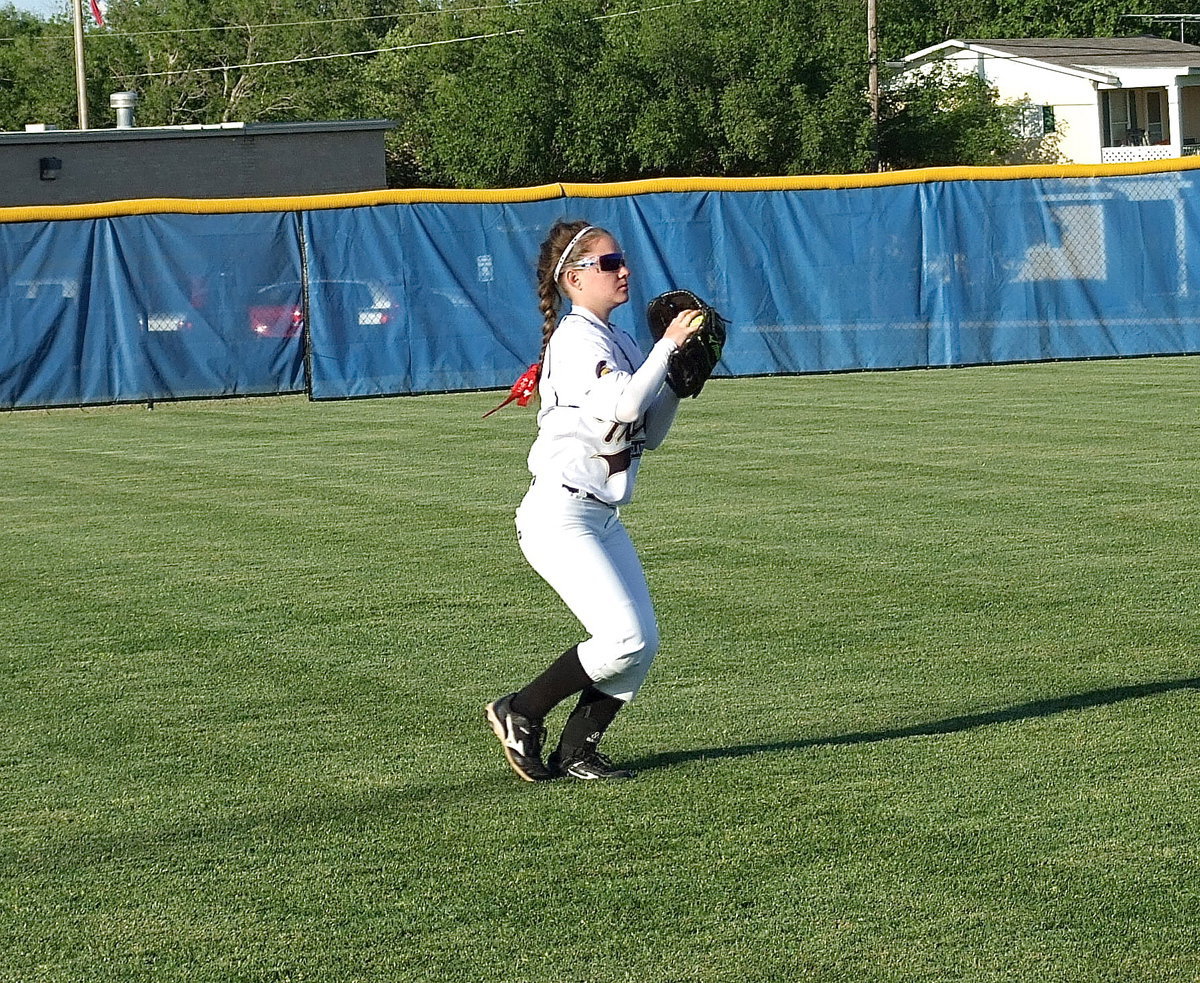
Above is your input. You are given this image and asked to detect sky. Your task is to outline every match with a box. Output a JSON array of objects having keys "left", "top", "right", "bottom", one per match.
[{"left": 8, "top": 0, "right": 77, "bottom": 18}]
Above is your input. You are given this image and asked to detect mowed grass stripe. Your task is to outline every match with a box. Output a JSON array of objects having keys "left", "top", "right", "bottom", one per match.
[{"left": 2, "top": 359, "right": 1198, "bottom": 982}]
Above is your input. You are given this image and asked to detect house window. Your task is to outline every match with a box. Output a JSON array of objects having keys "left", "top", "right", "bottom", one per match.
[
  {"left": 1103, "top": 90, "right": 1140, "bottom": 146},
  {"left": 1019, "top": 105, "right": 1055, "bottom": 140},
  {"left": 1146, "top": 90, "right": 1164, "bottom": 143}
]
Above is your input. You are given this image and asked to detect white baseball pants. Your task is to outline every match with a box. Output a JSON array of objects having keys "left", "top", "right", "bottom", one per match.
[{"left": 515, "top": 483, "right": 660, "bottom": 702}]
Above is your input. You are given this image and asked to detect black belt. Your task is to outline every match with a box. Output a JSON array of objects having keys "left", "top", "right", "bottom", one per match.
[
  {"left": 530, "top": 476, "right": 606, "bottom": 504},
  {"left": 562, "top": 484, "right": 605, "bottom": 503}
]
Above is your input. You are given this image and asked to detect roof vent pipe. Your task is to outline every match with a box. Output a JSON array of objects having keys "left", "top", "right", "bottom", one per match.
[{"left": 110, "top": 91, "right": 138, "bottom": 128}]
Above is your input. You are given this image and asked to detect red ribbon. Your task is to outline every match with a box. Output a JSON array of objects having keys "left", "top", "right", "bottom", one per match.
[{"left": 482, "top": 363, "right": 541, "bottom": 418}]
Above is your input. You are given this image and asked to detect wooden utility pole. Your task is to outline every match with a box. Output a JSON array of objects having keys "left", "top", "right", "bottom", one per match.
[
  {"left": 868, "top": 0, "right": 878, "bottom": 119},
  {"left": 868, "top": 0, "right": 878, "bottom": 166},
  {"left": 72, "top": 0, "right": 88, "bottom": 129}
]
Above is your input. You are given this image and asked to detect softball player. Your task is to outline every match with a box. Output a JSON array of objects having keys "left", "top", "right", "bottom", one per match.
[{"left": 486, "top": 219, "right": 702, "bottom": 781}]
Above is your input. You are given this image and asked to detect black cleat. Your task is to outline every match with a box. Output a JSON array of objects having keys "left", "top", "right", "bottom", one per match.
[
  {"left": 486, "top": 694, "right": 554, "bottom": 782},
  {"left": 548, "top": 748, "right": 635, "bottom": 781}
]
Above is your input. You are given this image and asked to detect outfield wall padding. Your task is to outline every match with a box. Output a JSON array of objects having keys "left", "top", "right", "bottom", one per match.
[{"left": 3, "top": 162, "right": 1200, "bottom": 409}]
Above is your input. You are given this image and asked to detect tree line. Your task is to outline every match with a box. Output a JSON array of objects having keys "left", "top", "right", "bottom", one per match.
[{"left": 0, "top": 0, "right": 1184, "bottom": 187}]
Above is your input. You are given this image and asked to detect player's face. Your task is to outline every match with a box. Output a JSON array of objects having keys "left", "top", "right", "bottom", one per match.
[{"left": 567, "top": 233, "right": 629, "bottom": 316}]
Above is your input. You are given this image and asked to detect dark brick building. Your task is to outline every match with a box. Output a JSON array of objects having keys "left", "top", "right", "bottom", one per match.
[{"left": 0, "top": 118, "right": 395, "bottom": 206}]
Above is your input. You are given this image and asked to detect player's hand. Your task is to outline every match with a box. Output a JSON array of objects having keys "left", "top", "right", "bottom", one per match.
[{"left": 662, "top": 309, "right": 703, "bottom": 347}]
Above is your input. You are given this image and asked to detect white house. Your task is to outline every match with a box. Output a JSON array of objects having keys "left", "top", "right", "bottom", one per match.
[{"left": 898, "top": 37, "right": 1200, "bottom": 164}]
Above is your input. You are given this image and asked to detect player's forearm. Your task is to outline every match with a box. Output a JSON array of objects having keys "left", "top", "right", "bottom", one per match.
[
  {"left": 613, "top": 338, "right": 677, "bottom": 423},
  {"left": 642, "top": 389, "right": 681, "bottom": 450}
]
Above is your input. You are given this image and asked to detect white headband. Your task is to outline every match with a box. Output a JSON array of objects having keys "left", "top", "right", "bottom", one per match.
[{"left": 552, "top": 225, "right": 596, "bottom": 283}]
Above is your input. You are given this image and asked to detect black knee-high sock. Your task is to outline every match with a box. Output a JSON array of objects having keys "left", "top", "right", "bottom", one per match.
[
  {"left": 510, "top": 645, "right": 592, "bottom": 720},
  {"left": 555, "top": 686, "right": 625, "bottom": 758}
]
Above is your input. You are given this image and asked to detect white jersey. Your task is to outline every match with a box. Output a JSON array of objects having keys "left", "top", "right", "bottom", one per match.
[{"left": 527, "top": 305, "right": 678, "bottom": 506}]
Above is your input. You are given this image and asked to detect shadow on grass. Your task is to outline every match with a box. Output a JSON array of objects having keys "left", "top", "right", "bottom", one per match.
[{"left": 632, "top": 675, "right": 1200, "bottom": 772}]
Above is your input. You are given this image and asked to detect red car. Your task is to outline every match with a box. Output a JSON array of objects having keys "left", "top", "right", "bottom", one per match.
[{"left": 249, "top": 280, "right": 395, "bottom": 338}]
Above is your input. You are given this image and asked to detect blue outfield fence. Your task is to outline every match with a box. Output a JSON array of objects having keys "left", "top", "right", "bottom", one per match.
[
  {"left": 3, "top": 162, "right": 1200, "bottom": 410},
  {"left": 0, "top": 211, "right": 307, "bottom": 408}
]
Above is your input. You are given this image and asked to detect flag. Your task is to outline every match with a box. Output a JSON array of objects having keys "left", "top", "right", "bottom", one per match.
[{"left": 88, "top": 0, "right": 105, "bottom": 26}]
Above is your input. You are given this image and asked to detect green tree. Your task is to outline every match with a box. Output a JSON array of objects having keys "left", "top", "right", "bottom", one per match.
[
  {"left": 363, "top": 0, "right": 504, "bottom": 186},
  {"left": 0, "top": 0, "right": 399, "bottom": 130},
  {"left": 880, "top": 0, "right": 1187, "bottom": 55},
  {"left": 368, "top": 0, "right": 878, "bottom": 187},
  {"left": 93, "top": 0, "right": 394, "bottom": 125},
  {"left": 582, "top": 0, "right": 876, "bottom": 179},
  {"left": 3, "top": 0, "right": 1165, "bottom": 182},
  {"left": 877, "top": 66, "right": 1039, "bottom": 169},
  {"left": 0, "top": 6, "right": 90, "bottom": 129},
  {"left": 366, "top": 0, "right": 608, "bottom": 187}
]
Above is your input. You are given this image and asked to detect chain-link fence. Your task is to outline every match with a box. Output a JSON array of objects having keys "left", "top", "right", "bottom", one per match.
[{"left": 3, "top": 168, "right": 1200, "bottom": 410}]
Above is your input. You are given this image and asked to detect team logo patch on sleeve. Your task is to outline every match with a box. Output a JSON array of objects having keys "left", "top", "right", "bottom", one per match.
[{"left": 596, "top": 360, "right": 613, "bottom": 378}]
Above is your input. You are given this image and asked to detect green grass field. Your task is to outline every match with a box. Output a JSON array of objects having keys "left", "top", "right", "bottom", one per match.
[{"left": 3, "top": 359, "right": 1199, "bottom": 983}]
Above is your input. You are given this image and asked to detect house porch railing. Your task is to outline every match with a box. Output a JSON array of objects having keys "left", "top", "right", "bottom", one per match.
[{"left": 1100, "top": 145, "right": 1178, "bottom": 164}]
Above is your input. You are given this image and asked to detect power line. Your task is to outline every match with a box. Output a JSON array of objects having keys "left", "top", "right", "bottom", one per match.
[
  {"left": 119, "top": 28, "right": 525, "bottom": 78},
  {"left": 0, "top": 1, "right": 544, "bottom": 44},
  {"left": 117, "top": 0, "right": 703, "bottom": 80},
  {"left": 1120, "top": 13, "right": 1200, "bottom": 43},
  {"left": 593, "top": 0, "right": 703, "bottom": 22}
]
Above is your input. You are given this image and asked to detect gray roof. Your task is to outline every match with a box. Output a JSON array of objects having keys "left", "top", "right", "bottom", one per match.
[
  {"left": 964, "top": 36, "right": 1200, "bottom": 70},
  {"left": 0, "top": 119, "right": 395, "bottom": 146}
]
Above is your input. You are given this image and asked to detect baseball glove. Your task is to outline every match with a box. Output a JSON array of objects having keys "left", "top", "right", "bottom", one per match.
[{"left": 646, "top": 289, "right": 727, "bottom": 399}]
